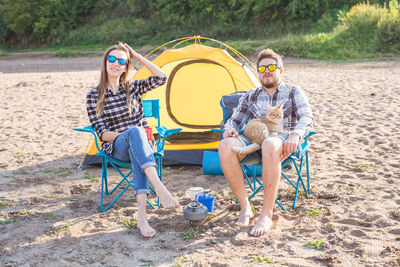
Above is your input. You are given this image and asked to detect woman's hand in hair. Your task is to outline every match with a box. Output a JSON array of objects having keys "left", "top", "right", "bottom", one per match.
[{"left": 123, "top": 43, "right": 141, "bottom": 61}]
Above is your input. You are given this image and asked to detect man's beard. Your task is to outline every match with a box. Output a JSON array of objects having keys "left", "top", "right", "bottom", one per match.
[{"left": 261, "top": 77, "right": 280, "bottom": 89}]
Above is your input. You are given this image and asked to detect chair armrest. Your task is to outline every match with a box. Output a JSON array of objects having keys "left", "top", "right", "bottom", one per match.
[
  {"left": 155, "top": 126, "right": 182, "bottom": 152},
  {"left": 211, "top": 128, "right": 244, "bottom": 134},
  {"left": 304, "top": 131, "right": 317, "bottom": 142},
  {"left": 73, "top": 125, "right": 102, "bottom": 153}
]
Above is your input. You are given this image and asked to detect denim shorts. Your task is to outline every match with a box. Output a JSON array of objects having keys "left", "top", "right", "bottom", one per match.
[{"left": 237, "top": 134, "right": 288, "bottom": 165}]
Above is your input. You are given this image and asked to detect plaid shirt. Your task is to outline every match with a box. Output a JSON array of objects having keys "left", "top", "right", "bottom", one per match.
[
  {"left": 224, "top": 82, "right": 313, "bottom": 138},
  {"left": 87, "top": 76, "right": 167, "bottom": 155}
]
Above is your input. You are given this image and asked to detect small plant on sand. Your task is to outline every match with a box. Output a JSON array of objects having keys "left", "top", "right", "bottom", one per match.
[
  {"left": 43, "top": 168, "right": 73, "bottom": 177},
  {"left": 2, "top": 171, "right": 16, "bottom": 178},
  {"left": 296, "top": 231, "right": 309, "bottom": 237},
  {"left": 303, "top": 240, "right": 325, "bottom": 250},
  {"left": 84, "top": 173, "right": 99, "bottom": 183},
  {"left": 0, "top": 200, "right": 13, "bottom": 209},
  {"left": 44, "top": 212, "right": 56, "bottom": 219},
  {"left": 43, "top": 192, "right": 56, "bottom": 199},
  {"left": 173, "top": 254, "right": 195, "bottom": 267},
  {"left": 392, "top": 210, "right": 399, "bottom": 218},
  {"left": 162, "top": 171, "right": 168, "bottom": 177},
  {"left": 0, "top": 218, "right": 19, "bottom": 225},
  {"left": 45, "top": 221, "right": 73, "bottom": 236},
  {"left": 360, "top": 218, "right": 367, "bottom": 222},
  {"left": 358, "top": 163, "right": 373, "bottom": 172},
  {"left": 250, "top": 256, "right": 282, "bottom": 264},
  {"left": 18, "top": 209, "right": 33, "bottom": 216},
  {"left": 174, "top": 167, "right": 184, "bottom": 174},
  {"left": 250, "top": 203, "right": 257, "bottom": 215},
  {"left": 179, "top": 227, "right": 199, "bottom": 240},
  {"left": 306, "top": 208, "right": 327, "bottom": 218},
  {"left": 121, "top": 217, "right": 137, "bottom": 229},
  {"left": 327, "top": 223, "right": 335, "bottom": 228}
]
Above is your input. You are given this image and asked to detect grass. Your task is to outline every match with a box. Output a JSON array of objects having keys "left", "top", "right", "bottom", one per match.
[
  {"left": 43, "top": 192, "right": 56, "bottom": 199},
  {"left": 392, "top": 210, "right": 399, "bottom": 217},
  {"left": 84, "top": 173, "right": 99, "bottom": 183},
  {"left": 173, "top": 254, "right": 195, "bottom": 267},
  {"left": 2, "top": 171, "right": 16, "bottom": 178},
  {"left": 297, "top": 231, "right": 310, "bottom": 237},
  {"left": 121, "top": 217, "right": 137, "bottom": 229},
  {"left": 0, "top": 218, "right": 19, "bottom": 225},
  {"left": 358, "top": 163, "right": 373, "bottom": 171},
  {"left": 179, "top": 227, "right": 199, "bottom": 240},
  {"left": 43, "top": 168, "right": 73, "bottom": 177},
  {"left": 303, "top": 240, "right": 325, "bottom": 250},
  {"left": 0, "top": 200, "right": 13, "bottom": 208},
  {"left": 173, "top": 167, "right": 184, "bottom": 174},
  {"left": 45, "top": 222, "right": 73, "bottom": 236},
  {"left": 250, "top": 256, "right": 282, "bottom": 264},
  {"left": 306, "top": 208, "right": 327, "bottom": 218},
  {"left": 18, "top": 209, "right": 33, "bottom": 216},
  {"left": 44, "top": 212, "right": 56, "bottom": 219}
]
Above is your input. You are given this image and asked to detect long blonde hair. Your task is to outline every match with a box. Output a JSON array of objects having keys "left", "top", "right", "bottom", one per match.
[{"left": 96, "top": 42, "right": 133, "bottom": 117}]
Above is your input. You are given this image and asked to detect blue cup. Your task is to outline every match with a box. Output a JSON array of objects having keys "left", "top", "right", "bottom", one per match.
[{"left": 198, "top": 193, "right": 214, "bottom": 212}]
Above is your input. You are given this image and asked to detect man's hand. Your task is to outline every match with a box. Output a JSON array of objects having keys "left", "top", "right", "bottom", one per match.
[
  {"left": 223, "top": 128, "right": 239, "bottom": 139},
  {"left": 282, "top": 133, "right": 300, "bottom": 158}
]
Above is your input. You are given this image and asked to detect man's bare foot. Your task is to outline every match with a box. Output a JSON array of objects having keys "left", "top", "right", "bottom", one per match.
[
  {"left": 237, "top": 206, "right": 255, "bottom": 225},
  {"left": 249, "top": 214, "right": 272, "bottom": 237},
  {"left": 137, "top": 219, "right": 156, "bottom": 238}
]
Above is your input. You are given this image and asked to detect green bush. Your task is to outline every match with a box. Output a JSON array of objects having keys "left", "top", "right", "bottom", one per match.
[
  {"left": 378, "top": 0, "right": 400, "bottom": 52},
  {"left": 339, "top": 2, "right": 387, "bottom": 52}
]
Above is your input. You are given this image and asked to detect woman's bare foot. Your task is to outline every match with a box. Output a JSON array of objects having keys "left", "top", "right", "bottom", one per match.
[
  {"left": 137, "top": 219, "right": 156, "bottom": 238},
  {"left": 145, "top": 167, "right": 179, "bottom": 209},
  {"left": 237, "top": 205, "right": 255, "bottom": 225},
  {"left": 136, "top": 193, "right": 156, "bottom": 238},
  {"left": 249, "top": 214, "right": 272, "bottom": 237}
]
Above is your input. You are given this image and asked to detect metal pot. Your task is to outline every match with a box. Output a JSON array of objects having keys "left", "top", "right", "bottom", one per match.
[{"left": 183, "top": 201, "right": 208, "bottom": 221}]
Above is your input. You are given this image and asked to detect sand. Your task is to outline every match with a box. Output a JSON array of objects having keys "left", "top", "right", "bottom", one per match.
[{"left": 0, "top": 53, "right": 399, "bottom": 266}]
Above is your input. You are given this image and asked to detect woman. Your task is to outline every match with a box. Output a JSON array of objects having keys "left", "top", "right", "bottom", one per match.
[{"left": 86, "top": 42, "right": 179, "bottom": 238}]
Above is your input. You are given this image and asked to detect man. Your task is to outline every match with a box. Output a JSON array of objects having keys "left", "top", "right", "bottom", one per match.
[{"left": 218, "top": 49, "right": 313, "bottom": 237}]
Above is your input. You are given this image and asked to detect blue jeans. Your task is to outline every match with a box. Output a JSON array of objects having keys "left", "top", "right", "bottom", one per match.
[{"left": 112, "top": 126, "right": 157, "bottom": 195}]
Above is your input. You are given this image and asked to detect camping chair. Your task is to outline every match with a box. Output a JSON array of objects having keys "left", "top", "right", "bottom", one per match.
[
  {"left": 213, "top": 93, "right": 316, "bottom": 211},
  {"left": 74, "top": 99, "right": 182, "bottom": 212}
]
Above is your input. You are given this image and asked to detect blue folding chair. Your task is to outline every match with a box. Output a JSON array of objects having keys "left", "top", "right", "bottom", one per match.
[
  {"left": 74, "top": 99, "right": 182, "bottom": 212},
  {"left": 213, "top": 93, "right": 316, "bottom": 211}
]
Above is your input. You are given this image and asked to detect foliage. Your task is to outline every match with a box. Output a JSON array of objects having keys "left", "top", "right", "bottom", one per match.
[
  {"left": 378, "top": 0, "right": 400, "bottom": 52},
  {"left": 303, "top": 240, "right": 325, "bottom": 250},
  {"left": 121, "top": 217, "right": 137, "bottom": 229},
  {"left": 0, "top": 200, "right": 13, "bottom": 208},
  {"left": 179, "top": 227, "right": 199, "bottom": 240},
  {"left": 0, "top": 0, "right": 398, "bottom": 59}
]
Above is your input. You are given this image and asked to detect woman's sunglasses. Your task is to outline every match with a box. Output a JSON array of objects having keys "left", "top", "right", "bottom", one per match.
[
  {"left": 107, "top": 55, "right": 127, "bottom": 66},
  {"left": 257, "top": 64, "right": 279, "bottom": 73}
]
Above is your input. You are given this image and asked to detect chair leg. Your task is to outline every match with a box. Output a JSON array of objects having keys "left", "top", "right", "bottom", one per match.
[{"left": 306, "top": 150, "right": 311, "bottom": 194}]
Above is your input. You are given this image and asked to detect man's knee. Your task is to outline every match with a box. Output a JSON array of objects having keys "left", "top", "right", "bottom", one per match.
[
  {"left": 218, "top": 138, "right": 240, "bottom": 154},
  {"left": 261, "top": 139, "right": 282, "bottom": 160}
]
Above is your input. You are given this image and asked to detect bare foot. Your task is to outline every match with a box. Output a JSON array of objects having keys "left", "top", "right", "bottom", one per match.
[
  {"left": 137, "top": 219, "right": 156, "bottom": 238},
  {"left": 237, "top": 206, "right": 255, "bottom": 226},
  {"left": 249, "top": 214, "right": 272, "bottom": 237},
  {"left": 157, "top": 188, "right": 179, "bottom": 209}
]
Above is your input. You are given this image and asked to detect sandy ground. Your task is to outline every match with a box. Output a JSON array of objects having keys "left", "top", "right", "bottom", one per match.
[{"left": 0, "top": 53, "right": 400, "bottom": 266}]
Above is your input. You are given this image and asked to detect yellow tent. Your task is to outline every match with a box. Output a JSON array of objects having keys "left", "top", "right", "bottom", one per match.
[{"left": 79, "top": 36, "right": 259, "bottom": 167}]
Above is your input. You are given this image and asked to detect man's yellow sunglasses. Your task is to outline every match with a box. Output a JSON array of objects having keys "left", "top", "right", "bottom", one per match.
[{"left": 257, "top": 64, "right": 279, "bottom": 73}]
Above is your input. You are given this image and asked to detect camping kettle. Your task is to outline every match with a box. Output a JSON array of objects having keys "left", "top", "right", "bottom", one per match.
[{"left": 183, "top": 201, "right": 208, "bottom": 221}]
